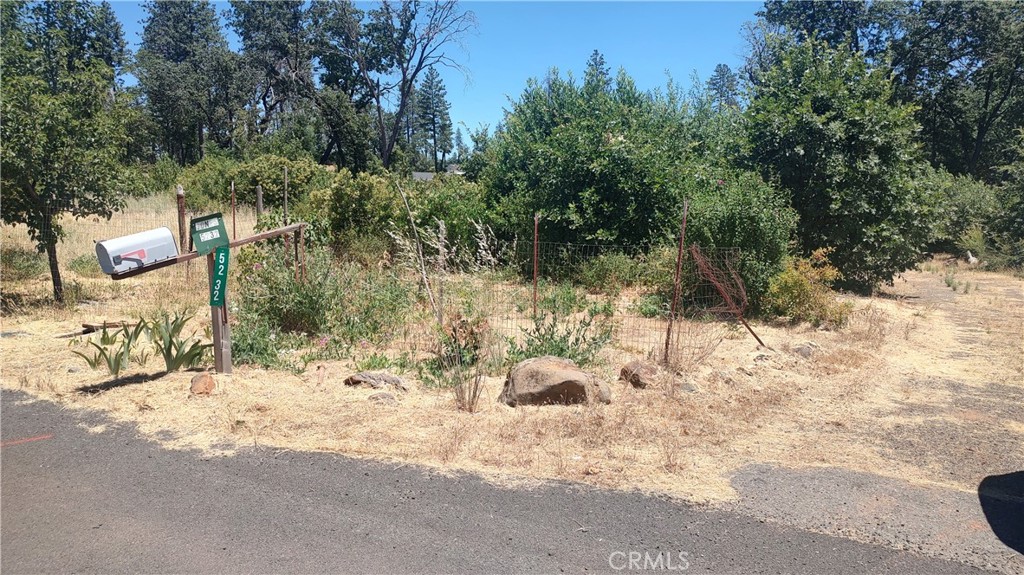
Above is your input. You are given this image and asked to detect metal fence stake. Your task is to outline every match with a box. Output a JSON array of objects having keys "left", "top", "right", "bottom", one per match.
[
  {"left": 176, "top": 185, "right": 190, "bottom": 282},
  {"left": 664, "top": 199, "right": 690, "bottom": 364},
  {"left": 533, "top": 213, "right": 539, "bottom": 320}
]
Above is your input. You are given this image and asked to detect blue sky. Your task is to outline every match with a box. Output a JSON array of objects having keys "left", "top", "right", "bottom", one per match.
[{"left": 108, "top": 1, "right": 762, "bottom": 138}]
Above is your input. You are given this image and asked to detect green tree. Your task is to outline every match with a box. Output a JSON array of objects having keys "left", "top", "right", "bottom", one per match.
[
  {"left": 461, "top": 123, "right": 491, "bottom": 181},
  {"left": 761, "top": 0, "right": 868, "bottom": 52},
  {"left": 583, "top": 49, "right": 611, "bottom": 97},
  {"left": 759, "top": 0, "right": 1024, "bottom": 183},
  {"left": 227, "top": 0, "right": 310, "bottom": 128},
  {"left": 453, "top": 127, "right": 469, "bottom": 163},
  {"left": 889, "top": 2, "right": 1023, "bottom": 181},
  {"left": 991, "top": 129, "right": 1024, "bottom": 266},
  {"left": 313, "top": 0, "right": 475, "bottom": 169},
  {"left": 136, "top": 0, "right": 238, "bottom": 164},
  {"left": 482, "top": 65, "right": 688, "bottom": 247},
  {"left": 1, "top": 1, "right": 130, "bottom": 303},
  {"left": 415, "top": 66, "right": 453, "bottom": 171},
  {"left": 706, "top": 63, "right": 740, "bottom": 111},
  {"left": 746, "top": 39, "right": 930, "bottom": 292}
]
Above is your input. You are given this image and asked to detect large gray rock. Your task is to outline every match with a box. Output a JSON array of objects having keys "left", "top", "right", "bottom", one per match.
[{"left": 499, "top": 356, "right": 611, "bottom": 407}]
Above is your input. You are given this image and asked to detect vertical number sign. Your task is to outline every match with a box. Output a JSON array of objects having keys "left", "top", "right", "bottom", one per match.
[{"left": 210, "top": 246, "right": 229, "bottom": 307}]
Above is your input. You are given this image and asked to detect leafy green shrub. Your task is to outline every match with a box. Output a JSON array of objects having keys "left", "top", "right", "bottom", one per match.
[
  {"left": 177, "top": 153, "right": 239, "bottom": 211},
  {"left": 505, "top": 309, "right": 613, "bottom": 368},
  {"left": 237, "top": 245, "right": 414, "bottom": 345},
  {"left": 747, "top": 39, "right": 929, "bottom": 293},
  {"left": 630, "top": 294, "right": 666, "bottom": 318},
  {"left": 483, "top": 67, "right": 688, "bottom": 249},
  {"left": 575, "top": 251, "right": 641, "bottom": 295},
  {"left": 409, "top": 175, "right": 490, "bottom": 263},
  {"left": 632, "top": 244, "right": 703, "bottom": 318},
  {"left": 685, "top": 169, "right": 796, "bottom": 307},
  {"left": 123, "top": 157, "right": 181, "bottom": 198},
  {"left": 538, "top": 282, "right": 590, "bottom": 316},
  {"left": 355, "top": 352, "right": 393, "bottom": 372},
  {"left": 919, "top": 167, "right": 998, "bottom": 254},
  {"left": 68, "top": 253, "right": 103, "bottom": 278},
  {"left": 315, "top": 169, "right": 400, "bottom": 242},
  {"left": 231, "top": 310, "right": 282, "bottom": 369},
  {"left": 1, "top": 245, "right": 45, "bottom": 281},
  {"left": 765, "top": 248, "right": 852, "bottom": 328},
  {"left": 956, "top": 226, "right": 996, "bottom": 265},
  {"left": 228, "top": 154, "right": 332, "bottom": 209}
]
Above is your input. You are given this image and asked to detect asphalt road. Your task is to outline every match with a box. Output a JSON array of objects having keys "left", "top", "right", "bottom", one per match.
[{"left": 1, "top": 389, "right": 986, "bottom": 574}]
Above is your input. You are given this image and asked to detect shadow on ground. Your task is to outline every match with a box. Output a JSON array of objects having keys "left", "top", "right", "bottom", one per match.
[
  {"left": 76, "top": 372, "right": 166, "bottom": 394},
  {"left": 979, "top": 471, "right": 1024, "bottom": 555}
]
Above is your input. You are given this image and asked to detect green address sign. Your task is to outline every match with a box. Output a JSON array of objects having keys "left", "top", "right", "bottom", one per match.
[
  {"left": 190, "top": 213, "right": 229, "bottom": 256},
  {"left": 210, "top": 246, "right": 229, "bottom": 307}
]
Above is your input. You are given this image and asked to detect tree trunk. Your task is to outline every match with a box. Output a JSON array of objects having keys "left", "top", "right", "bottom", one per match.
[
  {"left": 45, "top": 239, "right": 64, "bottom": 304},
  {"left": 320, "top": 134, "right": 338, "bottom": 166}
]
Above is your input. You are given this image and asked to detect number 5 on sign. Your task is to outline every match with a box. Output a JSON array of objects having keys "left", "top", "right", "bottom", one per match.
[{"left": 210, "top": 246, "right": 229, "bottom": 307}]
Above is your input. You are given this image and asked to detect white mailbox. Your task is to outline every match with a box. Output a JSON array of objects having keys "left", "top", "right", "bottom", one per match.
[{"left": 96, "top": 227, "right": 179, "bottom": 275}]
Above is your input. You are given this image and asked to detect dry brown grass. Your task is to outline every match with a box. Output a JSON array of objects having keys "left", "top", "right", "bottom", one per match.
[
  {"left": 3, "top": 208, "right": 1022, "bottom": 506},
  {"left": 2, "top": 195, "right": 257, "bottom": 319}
]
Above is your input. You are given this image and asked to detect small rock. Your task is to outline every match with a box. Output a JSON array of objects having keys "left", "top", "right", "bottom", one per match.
[
  {"left": 343, "top": 371, "right": 409, "bottom": 392},
  {"left": 190, "top": 373, "right": 215, "bottom": 395},
  {"left": 368, "top": 392, "right": 399, "bottom": 407},
  {"left": 753, "top": 353, "right": 772, "bottom": 363},
  {"left": 792, "top": 341, "right": 819, "bottom": 359},
  {"left": 736, "top": 366, "right": 754, "bottom": 377},
  {"left": 619, "top": 360, "right": 660, "bottom": 389},
  {"left": 67, "top": 366, "right": 81, "bottom": 374}
]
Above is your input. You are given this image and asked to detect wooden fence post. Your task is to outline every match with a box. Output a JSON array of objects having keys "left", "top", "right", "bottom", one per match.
[
  {"left": 255, "top": 184, "right": 264, "bottom": 216},
  {"left": 283, "top": 166, "right": 289, "bottom": 225},
  {"left": 177, "top": 185, "right": 190, "bottom": 281},
  {"left": 230, "top": 180, "right": 237, "bottom": 239},
  {"left": 208, "top": 253, "right": 232, "bottom": 374}
]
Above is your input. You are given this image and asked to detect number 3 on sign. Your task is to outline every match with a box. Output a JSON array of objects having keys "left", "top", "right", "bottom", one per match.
[{"left": 210, "top": 246, "right": 230, "bottom": 307}]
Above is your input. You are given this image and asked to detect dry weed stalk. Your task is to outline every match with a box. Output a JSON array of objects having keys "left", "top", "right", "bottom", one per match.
[
  {"left": 661, "top": 319, "right": 726, "bottom": 375},
  {"left": 435, "top": 418, "right": 471, "bottom": 463},
  {"left": 392, "top": 181, "right": 441, "bottom": 325},
  {"left": 850, "top": 304, "right": 890, "bottom": 343}
]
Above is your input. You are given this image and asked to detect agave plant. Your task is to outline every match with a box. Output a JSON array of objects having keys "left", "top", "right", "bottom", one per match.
[
  {"left": 71, "top": 321, "right": 147, "bottom": 379},
  {"left": 147, "top": 311, "right": 212, "bottom": 372}
]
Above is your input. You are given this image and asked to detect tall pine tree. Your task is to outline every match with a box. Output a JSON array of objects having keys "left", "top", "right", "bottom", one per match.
[{"left": 415, "top": 66, "right": 453, "bottom": 171}]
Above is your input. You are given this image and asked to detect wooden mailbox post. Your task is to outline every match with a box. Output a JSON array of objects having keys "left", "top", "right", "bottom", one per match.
[{"left": 109, "top": 218, "right": 306, "bottom": 375}]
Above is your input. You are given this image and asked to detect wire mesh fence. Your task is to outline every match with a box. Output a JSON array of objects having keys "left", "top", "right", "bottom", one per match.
[{"left": 3, "top": 196, "right": 745, "bottom": 366}]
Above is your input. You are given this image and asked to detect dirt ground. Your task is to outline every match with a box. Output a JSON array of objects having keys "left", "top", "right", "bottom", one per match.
[{"left": 2, "top": 263, "right": 1022, "bottom": 570}]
